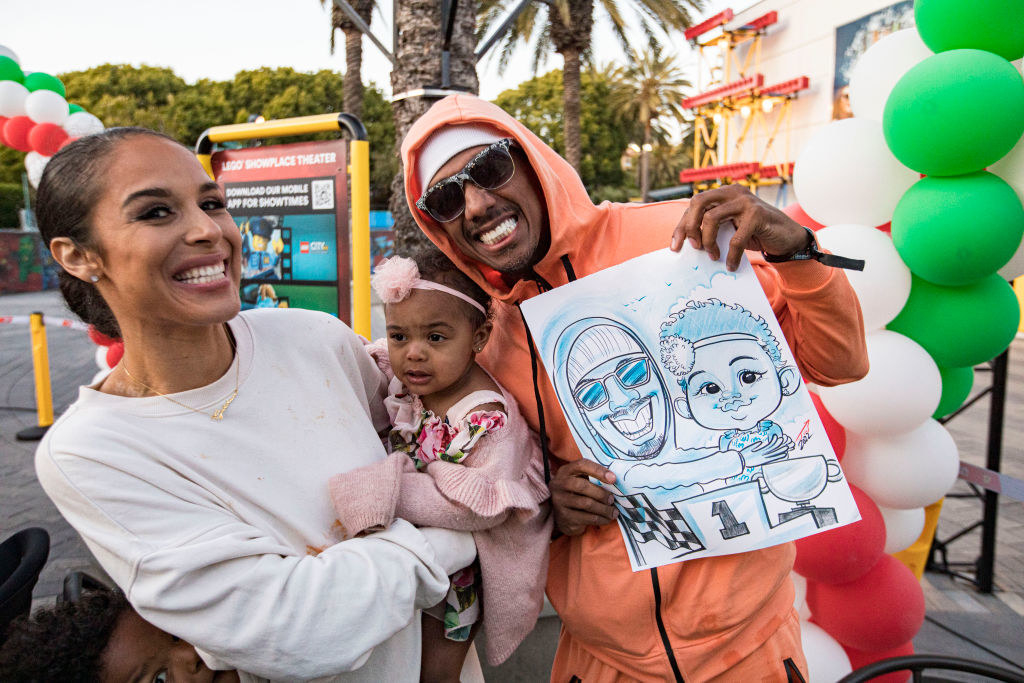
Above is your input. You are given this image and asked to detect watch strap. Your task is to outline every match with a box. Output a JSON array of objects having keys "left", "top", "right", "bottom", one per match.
[{"left": 762, "top": 226, "right": 865, "bottom": 271}]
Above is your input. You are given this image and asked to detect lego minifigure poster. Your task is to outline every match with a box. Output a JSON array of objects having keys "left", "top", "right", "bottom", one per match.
[
  {"left": 212, "top": 140, "right": 349, "bottom": 318},
  {"left": 521, "top": 237, "right": 860, "bottom": 571}
]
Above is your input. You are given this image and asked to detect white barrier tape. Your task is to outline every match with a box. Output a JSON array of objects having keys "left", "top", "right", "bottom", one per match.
[
  {"left": 0, "top": 315, "right": 89, "bottom": 332},
  {"left": 959, "top": 462, "right": 1024, "bottom": 504}
]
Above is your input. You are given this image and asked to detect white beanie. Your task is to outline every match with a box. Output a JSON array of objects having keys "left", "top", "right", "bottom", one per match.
[{"left": 416, "top": 123, "right": 505, "bottom": 193}]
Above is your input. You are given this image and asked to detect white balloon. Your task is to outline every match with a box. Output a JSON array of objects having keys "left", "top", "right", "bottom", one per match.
[
  {"left": 815, "top": 224, "right": 912, "bottom": 330},
  {"left": 0, "top": 80, "right": 29, "bottom": 117},
  {"left": 844, "top": 419, "right": 960, "bottom": 509},
  {"left": 0, "top": 45, "right": 18, "bottom": 64},
  {"left": 879, "top": 505, "right": 926, "bottom": 554},
  {"left": 800, "top": 621, "right": 853, "bottom": 682},
  {"left": 791, "top": 572, "right": 811, "bottom": 620},
  {"left": 793, "top": 118, "right": 919, "bottom": 227},
  {"left": 24, "top": 151, "right": 49, "bottom": 189},
  {"left": 63, "top": 111, "right": 104, "bottom": 138},
  {"left": 818, "top": 330, "right": 941, "bottom": 435},
  {"left": 25, "top": 89, "right": 69, "bottom": 125},
  {"left": 849, "top": 29, "right": 934, "bottom": 122},
  {"left": 998, "top": 240, "right": 1024, "bottom": 281},
  {"left": 991, "top": 132, "right": 1024, "bottom": 208}
]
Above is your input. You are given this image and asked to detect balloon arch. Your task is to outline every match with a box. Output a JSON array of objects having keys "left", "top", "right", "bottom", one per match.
[
  {"left": 785, "top": 0, "right": 1023, "bottom": 678},
  {"left": 0, "top": 45, "right": 105, "bottom": 187}
]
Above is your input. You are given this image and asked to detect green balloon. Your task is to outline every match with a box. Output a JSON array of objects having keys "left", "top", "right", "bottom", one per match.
[
  {"left": 892, "top": 172, "right": 1024, "bottom": 286},
  {"left": 68, "top": 103, "right": 84, "bottom": 114},
  {"left": 933, "top": 365, "right": 975, "bottom": 418},
  {"left": 916, "top": 0, "right": 1024, "bottom": 61},
  {"left": 883, "top": 49, "right": 1024, "bottom": 176},
  {"left": 888, "top": 274, "right": 1021, "bottom": 367},
  {"left": 0, "top": 56, "right": 22, "bottom": 83},
  {"left": 22, "top": 71, "right": 66, "bottom": 97}
]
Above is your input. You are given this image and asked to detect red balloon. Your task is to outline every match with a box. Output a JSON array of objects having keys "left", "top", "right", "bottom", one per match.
[
  {"left": 88, "top": 326, "right": 120, "bottom": 347},
  {"left": 808, "top": 555, "right": 925, "bottom": 652},
  {"left": 876, "top": 221, "right": 892, "bottom": 234},
  {"left": 3, "top": 116, "right": 35, "bottom": 152},
  {"left": 28, "top": 122, "right": 69, "bottom": 157},
  {"left": 794, "top": 486, "right": 885, "bottom": 584},
  {"left": 106, "top": 341, "right": 124, "bottom": 368},
  {"left": 810, "top": 392, "right": 846, "bottom": 459},
  {"left": 782, "top": 202, "right": 825, "bottom": 230},
  {"left": 0, "top": 116, "right": 8, "bottom": 147},
  {"left": 843, "top": 640, "right": 914, "bottom": 683}
]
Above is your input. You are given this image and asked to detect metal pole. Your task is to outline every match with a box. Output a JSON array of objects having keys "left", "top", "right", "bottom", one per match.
[
  {"left": 16, "top": 312, "right": 53, "bottom": 441},
  {"left": 976, "top": 348, "right": 1008, "bottom": 593},
  {"left": 349, "top": 138, "right": 372, "bottom": 339},
  {"left": 475, "top": 0, "right": 534, "bottom": 61}
]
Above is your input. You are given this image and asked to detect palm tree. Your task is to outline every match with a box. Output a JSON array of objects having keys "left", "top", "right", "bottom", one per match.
[
  {"left": 608, "top": 46, "right": 690, "bottom": 200},
  {"left": 478, "top": 0, "right": 701, "bottom": 172},
  {"left": 389, "top": 0, "right": 479, "bottom": 251},
  {"left": 320, "top": 0, "right": 375, "bottom": 118}
]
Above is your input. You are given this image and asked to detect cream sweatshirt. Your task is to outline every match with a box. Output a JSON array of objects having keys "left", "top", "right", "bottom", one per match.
[{"left": 35, "top": 308, "right": 475, "bottom": 682}]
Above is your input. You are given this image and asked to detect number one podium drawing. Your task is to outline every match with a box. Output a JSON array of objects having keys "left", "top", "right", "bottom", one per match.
[{"left": 521, "top": 237, "right": 860, "bottom": 571}]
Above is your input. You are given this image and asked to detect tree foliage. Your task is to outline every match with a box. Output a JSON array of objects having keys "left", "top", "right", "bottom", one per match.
[
  {"left": 1, "top": 65, "right": 397, "bottom": 205},
  {"left": 495, "top": 68, "right": 637, "bottom": 201}
]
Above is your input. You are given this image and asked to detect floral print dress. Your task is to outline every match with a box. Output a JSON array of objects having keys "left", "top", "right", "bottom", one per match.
[{"left": 387, "top": 387, "right": 508, "bottom": 642}]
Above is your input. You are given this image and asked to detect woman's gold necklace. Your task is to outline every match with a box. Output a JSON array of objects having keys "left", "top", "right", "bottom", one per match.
[{"left": 120, "top": 327, "right": 239, "bottom": 421}]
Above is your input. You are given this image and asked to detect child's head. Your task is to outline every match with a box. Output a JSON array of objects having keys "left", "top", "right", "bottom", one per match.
[
  {"left": 372, "top": 247, "right": 492, "bottom": 398},
  {"left": 659, "top": 299, "right": 797, "bottom": 431},
  {"left": 0, "top": 585, "right": 237, "bottom": 682}
]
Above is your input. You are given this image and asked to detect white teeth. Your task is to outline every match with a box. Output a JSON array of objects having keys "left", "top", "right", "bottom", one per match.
[
  {"left": 175, "top": 263, "right": 226, "bottom": 283},
  {"left": 479, "top": 217, "right": 516, "bottom": 245},
  {"left": 611, "top": 402, "right": 654, "bottom": 439}
]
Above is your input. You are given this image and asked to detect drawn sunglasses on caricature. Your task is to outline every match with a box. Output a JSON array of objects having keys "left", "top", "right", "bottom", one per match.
[
  {"left": 572, "top": 357, "right": 651, "bottom": 411},
  {"left": 416, "top": 138, "right": 517, "bottom": 223}
]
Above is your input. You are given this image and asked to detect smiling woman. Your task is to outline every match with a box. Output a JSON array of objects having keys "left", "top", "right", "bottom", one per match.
[{"left": 30, "top": 128, "right": 476, "bottom": 681}]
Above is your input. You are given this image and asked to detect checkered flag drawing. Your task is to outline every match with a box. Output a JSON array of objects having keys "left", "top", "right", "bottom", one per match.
[{"left": 615, "top": 492, "right": 704, "bottom": 552}]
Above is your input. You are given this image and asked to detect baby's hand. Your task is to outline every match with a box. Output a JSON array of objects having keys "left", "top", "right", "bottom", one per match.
[{"left": 739, "top": 435, "right": 790, "bottom": 467}]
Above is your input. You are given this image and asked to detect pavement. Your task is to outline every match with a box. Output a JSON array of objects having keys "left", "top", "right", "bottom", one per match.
[{"left": 2, "top": 288, "right": 1023, "bottom": 680}]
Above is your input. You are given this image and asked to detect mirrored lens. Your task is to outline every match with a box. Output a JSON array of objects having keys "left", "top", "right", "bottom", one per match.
[
  {"left": 574, "top": 381, "right": 608, "bottom": 410},
  {"left": 615, "top": 358, "right": 649, "bottom": 387},
  {"left": 468, "top": 147, "right": 515, "bottom": 189},
  {"left": 424, "top": 180, "right": 468, "bottom": 223}
]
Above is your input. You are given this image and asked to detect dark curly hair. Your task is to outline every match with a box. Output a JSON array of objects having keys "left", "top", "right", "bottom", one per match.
[
  {"left": 0, "top": 587, "right": 129, "bottom": 682},
  {"left": 36, "top": 127, "right": 184, "bottom": 339},
  {"left": 404, "top": 244, "right": 491, "bottom": 327}
]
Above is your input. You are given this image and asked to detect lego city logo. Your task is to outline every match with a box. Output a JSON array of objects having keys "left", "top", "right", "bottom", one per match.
[{"left": 300, "top": 241, "right": 328, "bottom": 254}]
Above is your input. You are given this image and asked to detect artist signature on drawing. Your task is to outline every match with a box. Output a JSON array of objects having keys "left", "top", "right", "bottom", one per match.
[{"left": 796, "top": 420, "right": 812, "bottom": 450}]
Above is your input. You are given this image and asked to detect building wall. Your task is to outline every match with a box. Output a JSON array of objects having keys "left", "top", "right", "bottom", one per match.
[{"left": 698, "top": 0, "right": 915, "bottom": 205}]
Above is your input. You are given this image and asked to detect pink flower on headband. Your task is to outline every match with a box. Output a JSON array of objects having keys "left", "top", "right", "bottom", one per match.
[{"left": 371, "top": 256, "right": 420, "bottom": 304}]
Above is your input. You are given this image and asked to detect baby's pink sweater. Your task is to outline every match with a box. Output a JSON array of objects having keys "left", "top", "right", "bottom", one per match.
[{"left": 328, "top": 376, "right": 552, "bottom": 666}]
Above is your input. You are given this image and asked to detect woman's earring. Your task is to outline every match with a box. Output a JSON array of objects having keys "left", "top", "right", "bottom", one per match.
[{"left": 89, "top": 275, "right": 100, "bottom": 283}]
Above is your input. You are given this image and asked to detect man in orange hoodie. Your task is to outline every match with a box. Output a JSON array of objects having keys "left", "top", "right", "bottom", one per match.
[{"left": 401, "top": 94, "right": 868, "bottom": 682}]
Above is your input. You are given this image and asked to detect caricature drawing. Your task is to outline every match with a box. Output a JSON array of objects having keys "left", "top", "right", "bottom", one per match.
[{"left": 522, "top": 248, "right": 860, "bottom": 571}]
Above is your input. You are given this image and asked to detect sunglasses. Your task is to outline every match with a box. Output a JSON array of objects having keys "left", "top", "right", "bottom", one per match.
[
  {"left": 416, "top": 138, "right": 517, "bottom": 223},
  {"left": 573, "top": 357, "right": 651, "bottom": 410}
]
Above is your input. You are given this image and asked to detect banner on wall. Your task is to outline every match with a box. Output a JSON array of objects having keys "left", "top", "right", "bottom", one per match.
[
  {"left": 833, "top": 1, "right": 915, "bottom": 119},
  {"left": 211, "top": 140, "right": 350, "bottom": 319}
]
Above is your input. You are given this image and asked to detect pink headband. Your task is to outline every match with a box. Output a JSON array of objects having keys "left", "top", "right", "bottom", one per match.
[{"left": 371, "top": 256, "right": 487, "bottom": 315}]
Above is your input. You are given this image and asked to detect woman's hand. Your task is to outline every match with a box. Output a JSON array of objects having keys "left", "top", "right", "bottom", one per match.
[
  {"left": 670, "top": 184, "right": 812, "bottom": 271},
  {"left": 550, "top": 460, "right": 618, "bottom": 537}
]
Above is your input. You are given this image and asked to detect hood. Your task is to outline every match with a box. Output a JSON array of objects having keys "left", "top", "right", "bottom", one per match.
[{"left": 401, "top": 95, "right": 607, "bottom": 303}]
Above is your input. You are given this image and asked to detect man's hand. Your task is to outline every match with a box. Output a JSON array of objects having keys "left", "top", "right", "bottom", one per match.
[
  {"left": 550, "top": 460, "right": 618, "bottom": 537},
  {"left": 670, "top": 184, "right": 812, "bottom": 271}
]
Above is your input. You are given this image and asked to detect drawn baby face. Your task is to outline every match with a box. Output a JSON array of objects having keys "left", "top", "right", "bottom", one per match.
[
  {"left": 679, "top": 338, "right": 786, "bottom": 431},
  {"left": 573, "top": 352, "right": 669, "bottom": 460}
]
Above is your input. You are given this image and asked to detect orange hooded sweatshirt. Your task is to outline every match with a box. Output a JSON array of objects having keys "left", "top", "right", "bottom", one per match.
[{"left": 401, "top": 95, "right": 868, "bottom": 682}]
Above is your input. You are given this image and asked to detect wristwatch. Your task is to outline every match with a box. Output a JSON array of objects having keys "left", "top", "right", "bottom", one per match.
[{"left": 762, "top": 226, "right": 865, "bottom": 271}]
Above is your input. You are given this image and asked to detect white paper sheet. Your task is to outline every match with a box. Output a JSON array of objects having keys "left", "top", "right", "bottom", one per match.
[{"left": 521, "top": 242, "right": 860, "bottom": 571}]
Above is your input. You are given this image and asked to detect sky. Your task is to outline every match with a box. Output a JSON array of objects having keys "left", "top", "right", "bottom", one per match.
[{"left": 5, "top": 0, "right": 756, "bottom": 101}]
